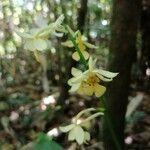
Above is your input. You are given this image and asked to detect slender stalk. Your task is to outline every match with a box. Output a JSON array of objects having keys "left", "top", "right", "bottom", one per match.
[
  {"left": 65, "top": 26, "right": 88, "bottom": 69},
  {"left": 101, "top": 97, "right": 122, "bottom": 150}
]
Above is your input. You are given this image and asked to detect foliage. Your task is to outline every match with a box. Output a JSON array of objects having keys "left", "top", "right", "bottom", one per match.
[{"left": 21, "top": 133, "right": 63, "bottom": 150}]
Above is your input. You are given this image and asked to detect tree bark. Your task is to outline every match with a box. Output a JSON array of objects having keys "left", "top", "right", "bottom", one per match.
[
  {"left": 141, "top": 0, "right": 150, "bottom": 62},
  {"left": 103, "top": 0, "right": 142, "bottom": 149},
  {"left": 77, "top": 0, "right": 88, "bottom": 33},
  {"left": 141, "top": 0, "right": 150, "bottom": 91}
]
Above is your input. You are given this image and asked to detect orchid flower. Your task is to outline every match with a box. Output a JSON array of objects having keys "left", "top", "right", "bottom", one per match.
[
  {"left": 62, "top": 27, "right": 98, "bottom": 61},
  {"left": 16, "top": 15, "right": 65, "bottom": 51},
  {"left": 68, "top": 57, "right": 118, "bottom": 97},
  {"left": 59, "top": 108, "right": 103, "bottom": 145}
]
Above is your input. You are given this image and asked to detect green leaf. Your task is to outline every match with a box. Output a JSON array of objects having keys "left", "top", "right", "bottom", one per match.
[
  {"left": 97, "top": 107, "right": 105, "bottom": 112},
  {"left": 1, "top": 116, "right": 9, "bottom": 128},
  {"left": 0, "top": 102, "right": 9, "bottom": 111},
  {"left": 33, "top": 133, "right": 63, "bottom": 150}
]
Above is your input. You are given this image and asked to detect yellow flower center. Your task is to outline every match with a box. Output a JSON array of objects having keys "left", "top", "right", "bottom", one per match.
[{"left": 86, "top": 74, "right": 99, "bottom": 86}]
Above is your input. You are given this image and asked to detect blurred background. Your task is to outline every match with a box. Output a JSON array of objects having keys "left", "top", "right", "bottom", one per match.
[{"left": 0, "top": 0, "right": 149, "bottom": 149}]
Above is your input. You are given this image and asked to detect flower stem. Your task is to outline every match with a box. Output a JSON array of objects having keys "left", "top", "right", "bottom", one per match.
[
  {"left": 101, "top": 96, "right": 122, "bottom": 150},
  {"left": 65, "top": 25, "right": 88, "bottom": 69}
]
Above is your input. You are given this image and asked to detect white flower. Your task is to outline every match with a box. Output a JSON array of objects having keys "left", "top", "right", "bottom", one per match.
[
  {"left": 85, "top": 57, "right": 119, "bottom": 82},
  {"left": 68, "top": 57, "right": 118, "bottom": 97},
  {"left": 62, "top": 26, "right": 98, "bottom": 61},
  {"left": 16, "top": 15, "right": 65, "bottom": 51},
  {"left": 59, "top": 108, "right": 103, "bottom": 145},
  {"left": 60, "top": 124, "right": 90, "bottom": 145}
]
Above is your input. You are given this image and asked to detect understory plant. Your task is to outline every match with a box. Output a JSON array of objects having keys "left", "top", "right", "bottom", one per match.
[{"left": 17, "top": 15, "right": 120, "bottom": 149}]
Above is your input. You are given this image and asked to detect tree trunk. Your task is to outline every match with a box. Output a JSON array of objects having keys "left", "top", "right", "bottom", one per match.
[
  {"left": 77, "top": 0, "right": 88, "bottom": 33},
  {"left": 141, "top": 0, "right": 150, "bottom": 62},
  {"left": 141, "top": 0, "right": 150, "bottom": 91},
  {"left": 103, "top": 0, "right": 142, "bottom": 149}
]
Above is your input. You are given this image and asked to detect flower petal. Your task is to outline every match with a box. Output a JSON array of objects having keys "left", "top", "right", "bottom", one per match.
[
  {"left": 74, "top": 126, "right": 85, "bottom": 145},
  {"left": 81, "top": 35, "right": 87, "bottom": 42},
  {"left": 84, "top": 42, "right": 98, "bottom": 49},
  {"left": 78, "top": 83, "right": 94, "bottom": 96},
  {"left": 34, "top": 39, "right": 47, "bottom": 51},
  {"left": 94, "top": 84, "right": 106, "bottom": 97},
  {"left": 97, "top": 69, "right": 118, "bottom": 78},
  {"left": 46, "top": 40, "right": 51, "bottom": 49},
  {"left": 83, "top": 85, "right": 94, "bottom": 96},
  {"left": 54, "top": 32, "right": 64, "bottom": 37},
  {"left": 68, "top": 78, "right": 75, "bottom": 86},
  {"left": 84, "top": 131, "right": 90, "bottom": 142},
  {"left": 72, "top": 52, "right": 80, "bottom": 61},
  {"left": 15, "top": 30, "right": 33, "bottom": 38},
  {"left": 77, "top": 86, "right": 85, "bottom": 95},
  {"left": 88, "top": 57, "right": 97, "bottom": 71},
  {"left": 30, "top": 28, "right": 39, "bottom": 35},
  {"left": 24, "top": 40, "right": 36, "bottom": 51},
  {"left": 59, "top": 124, "right": 75, "bottom": 133},
  {"left": 96, "top": 73, "right": 113, "bottom": 82},
  {"left": 69, "top": 83, "right": 81, "bottom": 93},
  {"left": 68, "top": 129, "right": 76, "bottom": 141},
  {"left": 75, "top": 108, "right": 95, "bottom": 121},
  {"left": 38, "top": 26, "right": 53, "bottom": 37},
  {"left": 54, "top": 15, "right": 64, "bottom": 27},
  {"left": 82, "top": 51, "right": 89, "bottom": 60},
  {"left": 68, "top": 76, "right": 84, "bottom": 85},
  {"left": 61, "top": 41, "right": 74, "bottom": 47},
  {"left": 71, "top": 67, "right": 82, "bottom": 77},
  {"left": 56, "top": 25, "right": 67, "bottom": 33}
]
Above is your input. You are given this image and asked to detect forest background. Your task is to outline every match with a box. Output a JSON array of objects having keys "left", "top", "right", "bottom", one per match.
[{"left": 0, "top": 0, "right": 150, "bottom": 149}]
